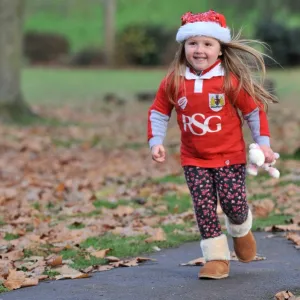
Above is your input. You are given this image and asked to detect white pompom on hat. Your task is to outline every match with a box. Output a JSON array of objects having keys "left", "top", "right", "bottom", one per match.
[{"left": 176, "top": 10, "right": 231, "bottom": 43}]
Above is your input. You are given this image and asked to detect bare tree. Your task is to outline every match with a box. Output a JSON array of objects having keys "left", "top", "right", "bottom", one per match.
[
  {"left": 103, "top": 0, "right": 116, "bottom": 66},
  {"left": 0, "top": 0, "right": 33, "bottom": 121}
]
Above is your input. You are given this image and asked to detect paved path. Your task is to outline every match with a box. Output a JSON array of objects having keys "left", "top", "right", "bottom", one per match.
[{"left": 1, "top": 232, "right": 300, "bottom": 300}]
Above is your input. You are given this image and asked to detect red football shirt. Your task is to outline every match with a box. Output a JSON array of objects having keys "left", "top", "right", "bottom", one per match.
[{"left": 148, "top": 61, "right": 270, "bottom": 168}]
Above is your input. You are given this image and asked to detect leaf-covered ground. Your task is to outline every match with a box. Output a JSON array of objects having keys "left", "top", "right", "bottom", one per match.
[{"left": 0, "top": 101, "right": 299, "bottom": 291}]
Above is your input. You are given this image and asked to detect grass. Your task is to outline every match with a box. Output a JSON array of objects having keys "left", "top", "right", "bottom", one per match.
[
  {"left": 4, "top": 233, "right": 20, "bottom": 241},
  {"left": 49, "top": 212, "right": 291, "bottom": 270},
  {"left": 43, "top": 270, "right": 60, "bottom": 279},
  {"left": 0, "top": 217, "right": 6, "bottom": 226},
  {"left": 155, "top": 174, "right": 186, "bottom": 185},
  {"left": 248, "top": 193, "right": 273, "bottom": 201},
  {"left": 21, "top": 66, "right": 300, "bottom": 106},
  {"left": 81, "top": 225, "right": 198, "bottom": 257},
  {"left": 0, "top": 285, "right": 9, "bottom": 293},
  {"left": 22, "top": 68, "right": 165, "bottom": 105},
  {"left": 55, "top": 224, "right": 199, "bottom": 270},
  {"left": 60, "top": 248, "right": 107, "bottom": 270},
  {"left": 93, "top": 199, "right": 131, "bottom": 209},
  {"left": 252, "top": 214, "right": 293, "bottom": 231},
  {"left": 163, "top": 193, "right": 192, "bottom": 214},
  {"left": 68, "top": 223, "right": 86, "bottom": 230},
  {"left": 280, "top": 150, "right": 300, "bottom": 161},
  {"left": 32, "top": 202, "right": 41, "bottom": 211}
]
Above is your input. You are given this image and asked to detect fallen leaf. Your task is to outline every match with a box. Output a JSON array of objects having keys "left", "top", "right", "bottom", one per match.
[
  {"left": 90, "top": 248, "right": 111, "bottom": 258},
  {"left": 180, "top": 257, "right": 206, "bottom": 266},
  {"left": 142, "top": 216, "right": 162, "bottom": 227},
  {"left": 105, "top": 256, "right": 120, "bottom": 262},
  {"left": 46, "top": 255, "right": 63, "bottom": 267},
  {"left": 286, "top": 233, "right": 300, "bottom": 246},
  {"left": 1, "top": 250, "right": 24, "bottom": 261},
  {"left": 145, "top": 228, "right": 166, "bottom": 243},
  {"left": 231, "top": 252, "right": 266, "bottom": 261},
  {"left": 136, "top": 257, "right": 156, "bottom": 263},
  {"left": 0, "top": 260, "right": 12, "bottom": 277},
  {"left": 252, "top": 198, "right": 275, "bottom": 217},
  {"left": 275, "top": 290, "right": 295, "bottom": 300},
  {"left": 3, "top": 269, "right": 26, "bottom": 290},
  {"left": 119, "top": 259, "right": 138, "bottom": 267},
  {"left": 113, "top": 205, "right": 134, "bottom": 217},
  {"left": 265, "top": 224, "right": 300, "bottom": 232},
  {"left": 291, "top": 216, "right": 300, "bottom": 225},
  {"left": 0, "top": 188, "right": 18, "bottom": 201},
  {"left": 81, "top": 266, "right": 94, "bottom": 273},
  {"left": 54, "top": 265, "right": 90, "bottom": 280},
  {"left": 21, "top": 277, "right": 39, "bottom": 287},
  {"left": 96, "top": 265, "right": 114, "bottom": 272}
]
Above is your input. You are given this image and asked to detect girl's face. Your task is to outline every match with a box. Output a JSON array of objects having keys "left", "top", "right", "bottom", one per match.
[{"left": 184, "top": 36, "right": 222, "bottom": 72}]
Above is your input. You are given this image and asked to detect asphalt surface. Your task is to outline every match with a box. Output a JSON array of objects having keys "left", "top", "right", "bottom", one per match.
[{"left": 1, "top": 232, "right": 300, "bottom": 300}]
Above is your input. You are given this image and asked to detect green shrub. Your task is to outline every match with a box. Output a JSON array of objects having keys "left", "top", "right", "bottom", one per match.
[
  {"left": 116, "top": 24, "right": 177, "bottom": 66},
  {"left": 255, "top": 21, "right": 300, "bottom": 67}
]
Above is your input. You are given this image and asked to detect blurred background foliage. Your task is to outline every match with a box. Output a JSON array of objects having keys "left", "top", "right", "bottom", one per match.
[{"left": 23, "top": 0, "right": 300, "bottom": 67}]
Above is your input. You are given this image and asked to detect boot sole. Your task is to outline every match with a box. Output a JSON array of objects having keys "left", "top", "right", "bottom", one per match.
[
  {"left": 198, "top": 273, "right": 229, "bottom": 280},
  {"left": 235, "top": 254, "right": 256, "bottom": 263},
  {"left": 237, "top": 258, "right": 254, "bottom": 263}
]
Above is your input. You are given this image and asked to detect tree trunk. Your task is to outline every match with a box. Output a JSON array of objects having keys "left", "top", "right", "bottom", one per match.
[
  {"left": 0, "top": 0, "right": 34, "bottom": 122},
  {"left": 103, "top": 0, "right": 116, "bottom": 67}
]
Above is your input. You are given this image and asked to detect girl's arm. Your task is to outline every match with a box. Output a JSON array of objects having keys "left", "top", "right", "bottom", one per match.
[
  {"left": 242, "top": 106, "right": 270, "bottom": 147},
  {"left": 231, "top": 76, "right": 270, "bottom": 146},
  {"left": 232, "top": 77, "right": 275, "bottom": 163},
  {"left": 147, "top": 79, "right": 174, "bottom": 149}
]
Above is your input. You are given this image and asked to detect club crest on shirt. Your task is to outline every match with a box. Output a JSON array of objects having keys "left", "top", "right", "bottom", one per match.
[
  {"left": 209, "top": 93, "right": 225, "bottom": 112},
  {"left": 178, "top": 96, "right": 188, "bottom": 110}
]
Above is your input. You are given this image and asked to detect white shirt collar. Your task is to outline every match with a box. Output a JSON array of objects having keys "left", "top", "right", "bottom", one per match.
[{"left": 184, "top": 62, "right": 224, "bottom": 80}]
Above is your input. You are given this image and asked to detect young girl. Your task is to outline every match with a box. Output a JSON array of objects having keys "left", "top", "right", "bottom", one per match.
[{"left": 147, "top": 10, "right": 278, "bottom": 279}]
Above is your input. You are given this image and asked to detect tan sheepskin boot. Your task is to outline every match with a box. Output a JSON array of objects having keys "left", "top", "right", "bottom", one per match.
[
  {"left": 225, "top": 209, "right": 256, "bottom": 263},
  {"left": 199, "top": 234, "right": 230, "bottom": 279}
]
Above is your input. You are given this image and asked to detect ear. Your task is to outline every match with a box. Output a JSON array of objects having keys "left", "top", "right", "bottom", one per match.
[{"left": 219, "top": 44, "right": 223, "bottom": 57}]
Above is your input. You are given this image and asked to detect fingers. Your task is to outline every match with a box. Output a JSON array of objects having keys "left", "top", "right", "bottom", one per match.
[
  {"left": 264, "top": 154, "right": 275, "bottom": 164},
  {"left": 151, "top": 145, "right": 166, "bottom": 163},
  {"left": 263, "top": 149, "right": 275, "bottom": 163},
  {"left": 259, "top": 145, "right": 276, "bottom": 164}
]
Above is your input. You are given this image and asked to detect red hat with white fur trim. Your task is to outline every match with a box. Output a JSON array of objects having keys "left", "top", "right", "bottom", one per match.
[{"left": 176, "top": 10, "right": 231, "bottom": 43}]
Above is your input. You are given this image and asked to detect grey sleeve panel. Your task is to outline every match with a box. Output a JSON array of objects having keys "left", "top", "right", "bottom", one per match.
[
  {"left": 243, "top": 107, "right": 270, "bottom": 146},
  {"left": 149, "top": 109, "right": 170, "bottom": 148},
  {"left": 149, "top": 136, "right": 164, "bottom": 149}
]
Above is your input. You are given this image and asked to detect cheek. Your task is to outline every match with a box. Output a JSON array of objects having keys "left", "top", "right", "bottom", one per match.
[
  {"left": 211, "top": 50, "right": 221, "bottom": 58},
  {"left": 185, "top": 48, "right": 194, "bottom": 58}
]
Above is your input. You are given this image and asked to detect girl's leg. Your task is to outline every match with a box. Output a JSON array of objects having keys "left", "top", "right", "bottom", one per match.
[
  {"left": 183, "top": 165, "right": 222, "bottom": 239},
  {"left": 214, "top": 164, "right": 249, "bottom": 224},
  {"left": 214, "top": 164, "right": 256, "bottom": 262},
  {"left": 183, "top": 166, "right": 230, "bottom": 279}
]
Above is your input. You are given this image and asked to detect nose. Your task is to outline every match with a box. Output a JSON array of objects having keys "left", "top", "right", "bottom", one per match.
[{"left": 195, "top": 44, "right": 204, "bottom": 53}]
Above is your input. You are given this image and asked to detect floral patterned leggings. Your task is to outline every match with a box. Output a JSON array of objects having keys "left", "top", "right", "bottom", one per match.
[{"left": 183, "top": 164, "right": 249, "bottom": 239}]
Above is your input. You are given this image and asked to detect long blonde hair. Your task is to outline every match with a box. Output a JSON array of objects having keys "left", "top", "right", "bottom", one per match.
[{"left": 165, "top": 30, "right": 278, "bottom": 110}]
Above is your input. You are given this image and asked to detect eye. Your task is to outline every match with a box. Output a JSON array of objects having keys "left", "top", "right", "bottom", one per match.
[
  {"left": 188, "top": 41, "right": 196, "bottom": 46},
  {"left": 205, "top": 43, "right": 212, "bottom": 46}
]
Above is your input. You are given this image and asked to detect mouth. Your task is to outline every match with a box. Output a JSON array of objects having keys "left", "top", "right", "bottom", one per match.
[{"left": 193, "top": 57, "right": 207, "bottom": 62}]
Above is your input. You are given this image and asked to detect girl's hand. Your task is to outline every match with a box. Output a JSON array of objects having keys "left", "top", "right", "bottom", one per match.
[
  {"left": 151, "top": 145, "right": 166, "bottom": 163},
  {"left": 259, "top": 145, "right": 275, "bottom": 164}
]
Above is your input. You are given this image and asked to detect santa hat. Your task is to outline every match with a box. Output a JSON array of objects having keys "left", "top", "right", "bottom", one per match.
[{"left": 176, "top": 10, "right": 231, "bottom": 43}]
